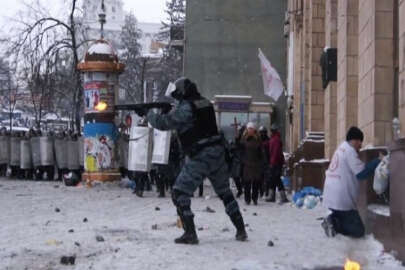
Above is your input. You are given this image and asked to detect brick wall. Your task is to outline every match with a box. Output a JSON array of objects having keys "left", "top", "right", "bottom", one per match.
[
  {"left": 358, "top": 0, "right": 395, "bottom": 146},
  {"left": 399, "top": 0, "right": 405, "bottom": 135},
  {"left": 324, "top": 0, "right": 338, "bottom": 159},
  {"left": 337, "top": 0, "right": 359, "bottom": 143}
]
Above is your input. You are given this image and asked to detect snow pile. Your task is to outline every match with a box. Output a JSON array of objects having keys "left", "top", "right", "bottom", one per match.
[{"left": 368, "top": 204, "right": 391, "bottom": 217}]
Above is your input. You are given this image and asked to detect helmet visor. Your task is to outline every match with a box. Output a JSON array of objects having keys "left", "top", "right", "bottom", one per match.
[{"left": 165, "top": 82, "right": 177, "bottom": 98}]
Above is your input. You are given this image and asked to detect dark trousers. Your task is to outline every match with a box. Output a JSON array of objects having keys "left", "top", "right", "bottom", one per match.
[
  {"left": 156, "top": 173, "right": 166, "bottom": 197},
  {"left": 244, "top": 180, "right": 260, "bottom": 204},
  {"left": 135, "top": 172, "right": 148, "bottom": 192},
  {"left": 269, "top": 166, "right": 285, "bottom": 191},
  {"left": 329, "top": 209, "right": 365, "bottom": 238},
  {"left": 0, "top": 164, "right": 7, "bottom": 176},
  {"left": 233, "top": 177, "right": 243, "bottom": 194}
]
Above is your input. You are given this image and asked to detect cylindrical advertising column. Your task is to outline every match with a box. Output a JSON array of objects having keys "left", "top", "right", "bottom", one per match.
[{"left": 77, "top": 40, "right": 125, "bottom": 183}]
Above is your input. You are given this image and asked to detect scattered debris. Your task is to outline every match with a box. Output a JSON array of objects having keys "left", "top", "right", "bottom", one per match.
[
  {"left": 83, "top": 218, "right": 88, "bottom": 223},
  {"left": 253, "top": 212, "right": 258, "bottom": 216},
  {"left": 53, "top": 185, "right": 59, "bottom": 188},
  {"left": 95, "top": 235, "right": 105, "bottom": 242},
  {"left": 60, "top": 255, "right": 76, "bottom": 265},
  {"left": 151, "top": 224, "right": 159, "bottom": 230},
  {"left": 267, "top": 240, "right": 274, "bottom": 247},
  {"left": 198, "top": 227, "right": 204, "bottom": 231},
  {"left": 54, "top": 208, "right": 60, "bottom": 213},
  {"left": 114, "top": 248, "right": 120, "bottom": 253},
  {"left": 245, "top": 224, "right": 249, "bottom": 227},
  {"left": 46, "top": 239, "right": 63, "bottom": 246},
  {"left": 45, "top": 220, "right": 51, "bottom": 226},
  {"left": 222, "top": 228, "right": 230, "bottom": 232},
  {"left": 155, "top": 207, "right": 160, "bottom": 211},
  {"left": 243, "top": 208, "right": 247, "bottom": 212},
  {"left": 74, "top": 242, "right": 81, "bottom": 247},
  {"left": 205, "top": 206, "right": 216, "bottom": 213},
  {"left": 68, "top": 229, "right": 74, "bottom": 233}
]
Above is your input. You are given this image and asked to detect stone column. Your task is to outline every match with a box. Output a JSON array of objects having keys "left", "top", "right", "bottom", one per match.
[
  {"left": 324, "top": 0, "right": 338, "bottom": 159},
  {"left": 358, "top": 0, "right": 395, "bottom": 146},
  {"left": 308, "top": 0, "right": 325, "bottom": 132},
  {"left": 337, "top": 0, "right": 359, "bottom": 143},
  {"left": 303, "top": 0, "right": 311, "bottom": 134},
  {"left": 399, "top": 0, "right": 405, "bottom": 135}
]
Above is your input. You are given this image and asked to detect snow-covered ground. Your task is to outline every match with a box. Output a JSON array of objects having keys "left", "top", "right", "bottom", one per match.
[{"left": 0, "top": 179, "right": 404, "bottom": 270}]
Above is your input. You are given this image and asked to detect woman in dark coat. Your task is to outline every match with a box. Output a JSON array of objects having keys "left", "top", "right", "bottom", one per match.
[{"left": 241, "top": 122, "right": 265, "bottom": 205}]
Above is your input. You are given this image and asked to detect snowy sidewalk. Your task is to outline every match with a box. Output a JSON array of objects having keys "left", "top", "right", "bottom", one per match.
[{"left": 0, "top": 179, "right": 403, "bottom": 270}]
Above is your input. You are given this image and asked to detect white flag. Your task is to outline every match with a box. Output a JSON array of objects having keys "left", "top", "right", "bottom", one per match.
[{"left": 258, "top": 48, "right": 284, "bottom": 102}]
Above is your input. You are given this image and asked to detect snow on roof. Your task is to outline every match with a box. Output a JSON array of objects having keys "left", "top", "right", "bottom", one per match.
[{"left": 88, "top": 42, "right": 115, "bottom": 55}]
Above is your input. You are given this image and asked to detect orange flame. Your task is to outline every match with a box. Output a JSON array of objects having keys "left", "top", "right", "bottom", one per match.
[
  {"left": 94, "top": 101, "right": 107, "bottom": 112},
  {"left": 344, "top": 259, "right": 361, "bottom": 270}
]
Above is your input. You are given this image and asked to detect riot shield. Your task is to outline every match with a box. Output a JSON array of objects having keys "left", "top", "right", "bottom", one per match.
[
  {"left": 67, "top": 140, "right": 80, "bottom": 170},
  {"left": 0, "top": 136, "right": 10, "bottom": 164},
  {"left": 78, "top": 136, "right": 84, "bottom": 168},
  {"left": 20, "top": 139, "right": 33, "bottom": 169},
  {"left": 10, "top": 137, "right": 21, "bottom": 166},
  {"left": 128, "top": 126, "right": 153, "bottom": 172},
  {"left": 54, "top": 138, "right": 68, "bottom": 169},
  {"left": 30, "top": 137, "right": 41, "bottom": 167},
  {"left": 39, "top": 136, "right": 54, "bottom": 166}
]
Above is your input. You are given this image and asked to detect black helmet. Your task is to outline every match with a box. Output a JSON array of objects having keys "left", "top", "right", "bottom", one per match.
[{"left": 168, "top": 77, "right": 199, "bottom": 100}]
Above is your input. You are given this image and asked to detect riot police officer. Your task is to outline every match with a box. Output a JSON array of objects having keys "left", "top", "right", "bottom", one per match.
[{"left": 135, "top": 77, "right": 248, "bottom": 244}]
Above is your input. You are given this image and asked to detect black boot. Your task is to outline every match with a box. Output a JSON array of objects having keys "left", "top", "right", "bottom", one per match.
[
  {"left": 174, "top": 215, "right": 199, "bottom": 245},
  {"left": 230, "top": 211, "right": 248, "bottom": 241},
  {"left": 279, "top": 190, "right": 289, "bottom": 204}
]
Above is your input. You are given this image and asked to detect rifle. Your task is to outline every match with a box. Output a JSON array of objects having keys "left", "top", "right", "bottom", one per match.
[{"left": 114, "top": 102, "right": 172, "bottom": 115}]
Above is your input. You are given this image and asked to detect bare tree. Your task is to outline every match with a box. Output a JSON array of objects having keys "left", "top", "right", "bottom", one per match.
[
  {"left": 0, "top": 57, "right": 20, "bottom": 131},
  {"left": 9, "top": 0, "right": 86, "bottom": 131}
]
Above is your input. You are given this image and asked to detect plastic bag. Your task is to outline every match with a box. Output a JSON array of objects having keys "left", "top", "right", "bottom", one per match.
[{"left": 373, "top": 155, "right": 390, "bottom": 195}]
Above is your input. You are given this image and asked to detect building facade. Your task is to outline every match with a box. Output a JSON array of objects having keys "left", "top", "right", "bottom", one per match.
[
  {"left": 286, "top": 0, "right": 404, "bottom": 158},
  {"left": 184, "top": 0, "right": 287, "bottom": 134}
]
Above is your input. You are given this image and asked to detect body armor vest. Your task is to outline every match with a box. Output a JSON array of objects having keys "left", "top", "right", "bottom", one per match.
[{"left": 178, "top": 98, "right": 219, "bottom": 151}]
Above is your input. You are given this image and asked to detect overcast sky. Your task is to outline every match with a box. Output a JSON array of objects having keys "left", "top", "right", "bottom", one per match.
[{"left": 0, "top": 0, "right": 167, "bottom": 32}]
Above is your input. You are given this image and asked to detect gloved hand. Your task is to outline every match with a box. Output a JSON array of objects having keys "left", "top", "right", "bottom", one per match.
[
  {"left": 161, "top": 103, "right": 172, "bottom": 114},
  {"left": 134, "top": 107, "right": 149, "bottom": 117}
]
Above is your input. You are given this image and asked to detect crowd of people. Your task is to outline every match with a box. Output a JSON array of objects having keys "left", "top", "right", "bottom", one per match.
[{"left": 229, "top": 122, "right": 288, "bottom": 205}]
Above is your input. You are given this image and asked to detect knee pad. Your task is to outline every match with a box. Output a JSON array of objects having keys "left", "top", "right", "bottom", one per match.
[{"left": 172, "top": 189, "right": 193, "bottom": 217}]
